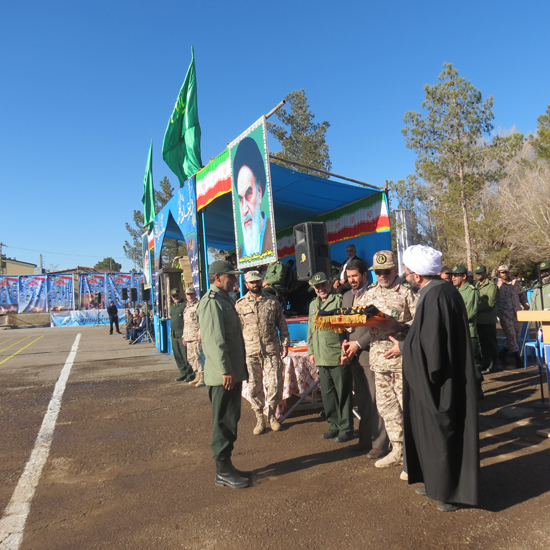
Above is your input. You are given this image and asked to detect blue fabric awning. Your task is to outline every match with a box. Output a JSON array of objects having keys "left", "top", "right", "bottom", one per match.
[{"left": 203, "top": 162, "right": 381, "bottom": 250}]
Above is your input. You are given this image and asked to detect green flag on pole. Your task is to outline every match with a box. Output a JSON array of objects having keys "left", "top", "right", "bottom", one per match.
[
  {"left": 162, "top": 46, "right": 203, "bottom": 186},
  {"left": 142, "top": 139, "right": 155, "bottom": 231}
]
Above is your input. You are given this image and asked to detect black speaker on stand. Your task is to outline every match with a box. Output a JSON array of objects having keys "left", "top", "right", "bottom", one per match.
[
  {"left": 140, "top": 282, "right": 151, "bottom": 301},
  {"left": 130, "top": 287, "right": 138, "bottom": 302},
  {"left": 293, "top": 222, "right": 331, "bottom": 281},
  {"left": 121, "top": 288, "right": 129, "bottom": 301}
]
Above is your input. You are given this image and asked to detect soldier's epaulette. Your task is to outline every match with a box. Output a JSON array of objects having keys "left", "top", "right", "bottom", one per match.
[
  {"left": 367, "top": 282, "right": 378, "bottom": 290},
  {"left": 208, "top": 290, "right": 217, "bottom": 299},
  {"left": 235, "top": 295, "right": 246, "bottom": 304},
  {"left": 400, "top": 281, "right": 411, "bottom": 289}
]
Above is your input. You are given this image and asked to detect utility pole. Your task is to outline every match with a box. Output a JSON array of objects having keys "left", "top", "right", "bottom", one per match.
[{"left": 0, "top": 242, "right": 6, "bottom": 274}]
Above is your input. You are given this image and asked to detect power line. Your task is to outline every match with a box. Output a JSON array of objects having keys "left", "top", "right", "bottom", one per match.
[{"left": 5, "top": 245, "right": 126, "bottom": 261}]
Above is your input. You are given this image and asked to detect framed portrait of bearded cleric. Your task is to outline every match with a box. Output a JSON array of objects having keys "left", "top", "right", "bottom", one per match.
[{"left": 229, "top": 116, "right": 277, "bottom": 269}]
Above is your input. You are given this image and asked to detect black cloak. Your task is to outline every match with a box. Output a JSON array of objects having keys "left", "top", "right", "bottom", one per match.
[{"left": 403, "top": 278, "right": 479, "bottom": 506}]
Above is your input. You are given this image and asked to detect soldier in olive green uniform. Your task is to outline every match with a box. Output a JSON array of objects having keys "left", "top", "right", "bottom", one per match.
[
  {"left": 475, "top": 264, "right": 501, "bottom": 373},
  {"left": 170, "top": 289, "right": 194, "bottom": 383},
  {"left": 530, "top": 260, "right": 550, "bottom": 311},
  {"left": 308, "top": 272, "right": 353, "bottom": 443},
  {"left": 196, "top": 260, "right": 250, "bottom": 489},
  {"left": 452, "top": 266, "right": 483, "bottom": 396}
]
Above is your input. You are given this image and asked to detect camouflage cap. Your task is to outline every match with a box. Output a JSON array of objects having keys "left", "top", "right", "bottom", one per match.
[
  {"left": 209, "top": 260, "right": 242, "bottom": 275},
  {"left": 310, "top": 272, "right": 329, "bottom": 285},
  {"left": 184, "top": 287, "right": 196, "bottom": 294},
  {"left": 368, "top": 250, "right": 396, "bottom": 270},
  {"left": 451, "top": 265, "right": 468, "bottom": 275},
  {"left": 244, "top": 270, "right": 262, "bottom": 282},
  {"left": 474, "top": 264, "right": 487, "bottom": 274},
  {"left": 498, "top": 265, "right": 509, "bottom": 272},
  {"left": 539, "top": 260, "right": 550, "bottom": 271}
]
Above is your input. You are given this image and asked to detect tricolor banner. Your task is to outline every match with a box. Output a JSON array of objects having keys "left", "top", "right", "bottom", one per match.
[
  {"left": 196, "top": 149, "right": 231, "bottom": 211},
  {"left": 276, "top": 191, "right": 390, "bottom": 258}
]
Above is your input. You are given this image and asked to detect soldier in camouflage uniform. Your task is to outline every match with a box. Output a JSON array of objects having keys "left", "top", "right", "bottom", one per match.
[
  {"left": 183, "top": 287, "right": 205, "bottom": 388},
  {"left": 358, "top": 251, "right": 416, "bottom": 468},
  {"left": 235, "top": 270, "right": 290, "bottom": 435},
  {"left": 496, "top": 265, "right": 529, "bottom": 368}
]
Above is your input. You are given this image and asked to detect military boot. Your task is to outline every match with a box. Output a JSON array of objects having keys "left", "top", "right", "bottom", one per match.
[
  {"left": 188, "top": 373, "right": 200, "bottom": 386},
  {"left": 194, "top": 371, "right": 205, "bottom": 387},
  {"left": 215, "top": 459, "right": 249, "bottom": 489},
  {"left": 374, "top": 442, "right": 403, "bottom": 469},
  {"left": 268, "top": 407, "right": 281, "bottom": 432},
  {"left": 253, "top": 411, "right": 266, "bottom": 435},
  {"left": 513, "top": 352, "right": 523, "bottom": 369},
  {"left": 498, "top": 347, "right": 508, "bottom": 365}
]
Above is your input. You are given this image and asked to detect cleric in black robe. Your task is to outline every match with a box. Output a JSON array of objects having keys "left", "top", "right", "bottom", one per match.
[{"left": 385, "top": 245, "right": 479, "bottom": 511}]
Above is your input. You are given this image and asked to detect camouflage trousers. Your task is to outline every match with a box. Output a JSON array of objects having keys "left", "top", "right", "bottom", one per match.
[
  {"left": 246, "top": 354, "right": 283, "bottom": 412},
  {"left": 186, "top": 340, "right": 204, "bottom": 373},
  {"left": 374, "top": 371, "right": 403, "bottom": 444},
  {"left": 499, "top": 312, "right": 521, "bottom": 353}
]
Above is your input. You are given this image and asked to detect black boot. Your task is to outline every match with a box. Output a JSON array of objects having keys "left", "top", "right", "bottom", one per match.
[
  {"left": 215, "top": 459, "right": 249, "bottom": 489},
  {"left": 513, "top": 352, "right": 523, "bottom": 369},
  {"left": 498, "top": 347, "right": 508, "bottom": 366},
  {"left": 228, "top": 458, "right": 252, "bottom": 479}
]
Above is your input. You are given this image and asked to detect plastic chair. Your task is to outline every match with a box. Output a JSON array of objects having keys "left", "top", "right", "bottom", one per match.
[{"left": 523, "top": 326, "right": 542, "bottom": 369}]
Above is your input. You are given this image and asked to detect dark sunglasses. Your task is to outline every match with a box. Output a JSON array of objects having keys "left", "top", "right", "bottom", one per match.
[{"left": 375, "top": 269, "right": 392, "bottom": 276}]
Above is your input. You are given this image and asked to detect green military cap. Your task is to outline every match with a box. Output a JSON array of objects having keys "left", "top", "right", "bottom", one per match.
[
  {"left": 310, "top": 272, "right": 328, "bottom": 285},
  {"left": 170, "top": 288, "right": 180, "bottom": 296},
  {"left": 451, "top": 265, "right": 467, "bottom": 274},
  {"left": 540, "top": 260, "right": 550, "bottom": 271},
  {"left": 209, "top": 260, "right": 242, "bottom": 275},
  {"left": 474, "top": 264, "right": 487, "bottom": 274}
]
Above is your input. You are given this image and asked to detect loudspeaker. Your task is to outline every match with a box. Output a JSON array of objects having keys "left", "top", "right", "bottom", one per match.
[
  {"left": 129, "top": 287, "right": 138, "bottom": 302},
  {"left": 121, "top": 288, "right": 128, "bottom": 300},
  {"left": 94, "top": 292, "right": 102, "bottom": 304},
  {"left": 293, "top": 222, "right": 331, "bottom": 281},
  {"left": 140, "top": 283, "right": 151, "bottom": 301}
]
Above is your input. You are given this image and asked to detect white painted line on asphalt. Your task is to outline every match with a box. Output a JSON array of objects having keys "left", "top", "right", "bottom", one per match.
[{"left": 0, "top": 333, "right": 81, "bottom": 550}]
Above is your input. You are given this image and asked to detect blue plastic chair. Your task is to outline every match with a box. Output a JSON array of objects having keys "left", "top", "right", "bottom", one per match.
[{"left": 523, "top": 326, "right": 542, "bottom": 369}]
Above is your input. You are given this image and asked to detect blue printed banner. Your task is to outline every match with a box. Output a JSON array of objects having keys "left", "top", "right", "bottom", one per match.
[
  {"left": 106, "top": 273, "right": 133, "bottom": 308},
  {"left": 47, "top": 274, "right": 73, "bottom": 311},
  {"left": 176, "top": 180, "right": 200, "bottom": 292},
  {"left": 51, "top": 309, "right": 129, "bottom": 327},
  {"left": 132, "top": 273, "right": 145, "bottom": 299},
  {"left": 79, "top": 273, "right": 106, "bottom": 309},
  {"left": 18, "top": 275, "right": 47, "bottom": 313},
  {"left": 0, "top": 276, "right": 19, "bottom": 313}
]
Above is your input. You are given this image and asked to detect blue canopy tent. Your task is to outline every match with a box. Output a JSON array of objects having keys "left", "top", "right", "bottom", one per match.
[{"left": 201, "top": 161, "right": 391, "bottom": 270}]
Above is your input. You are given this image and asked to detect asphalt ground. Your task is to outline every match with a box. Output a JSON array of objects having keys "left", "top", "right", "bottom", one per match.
[{"left": 0, "top": 325, "right": 549, "bottom": 550}]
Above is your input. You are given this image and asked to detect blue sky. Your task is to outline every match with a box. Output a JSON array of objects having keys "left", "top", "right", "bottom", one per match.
[{"left": 2, "top": 0, "right": 548, "bottom": 271}]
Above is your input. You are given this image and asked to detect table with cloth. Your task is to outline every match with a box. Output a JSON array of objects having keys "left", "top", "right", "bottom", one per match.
[{"left": 242, "top": 351, "right": 321, "bottom": 419}]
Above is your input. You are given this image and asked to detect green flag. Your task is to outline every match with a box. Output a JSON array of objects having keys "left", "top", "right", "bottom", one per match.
[
  {"left": 162, "top": 46, "right": 203, "bottom": 186},
  {"left": 142, "top": 140, "right": 155, "bottom": 231}
]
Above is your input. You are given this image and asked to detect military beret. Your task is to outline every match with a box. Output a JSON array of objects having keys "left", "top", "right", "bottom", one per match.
[
  {"left": 310, "top": 272, "right": 328, "bottom": 285},
  {"left": 474, "top": 264, "right": 487, "bottom": 274},
  {"left": 451, "top": 265, "right": 467, "bottom": 275}
]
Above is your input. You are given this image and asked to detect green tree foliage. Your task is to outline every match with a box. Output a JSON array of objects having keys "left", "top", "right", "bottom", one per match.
[
  {"left": 403, "top": 63, "right": 522, "bottom": 271},
  {"left": 529, "top": 104, "right": 550, "bottom": 161},
  {"left": 123, "top": 176, "right": 187, "bottom": 270},
  {"left": 268, "top": 89, "right": 331, "bottom": 177},
  {"left": 94, "top": 257, "right": 122, "bottom": 272}
]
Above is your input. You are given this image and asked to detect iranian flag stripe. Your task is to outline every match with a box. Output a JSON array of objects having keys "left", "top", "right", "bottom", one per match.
[
  {"left": 196, "top": 149, "right": 232, "bottom": 210},
  {"left": 276, "top": 192, "right": 390, "bottom": 258}
]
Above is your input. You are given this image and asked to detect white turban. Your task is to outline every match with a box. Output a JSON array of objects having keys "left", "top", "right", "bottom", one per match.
[{"left": 403, "top": 245, "right": 442, "bottom": 276}]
